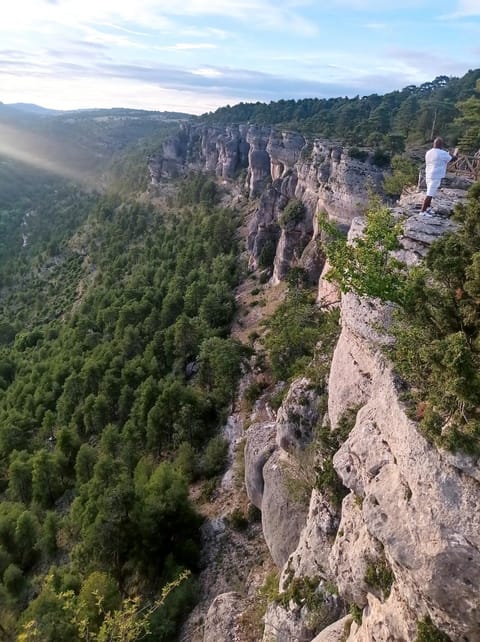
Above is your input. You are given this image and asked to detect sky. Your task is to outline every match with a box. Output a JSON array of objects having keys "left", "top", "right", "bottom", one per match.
[{"left": 0, "top": 0, "right": 479, "bottom": 115}]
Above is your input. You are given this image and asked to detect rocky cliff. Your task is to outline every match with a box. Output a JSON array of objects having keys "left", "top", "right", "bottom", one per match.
[
  {"left": 150, "top": 124, "right": 479, "bottom": 641},
  {"left": 148, "top": 124, "right": 385, "bottom": 284},
  {"left": 202, "top": 180, "right": 480, "bottom": 642}
]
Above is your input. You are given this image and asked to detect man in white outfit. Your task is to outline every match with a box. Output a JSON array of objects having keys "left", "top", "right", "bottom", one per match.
[{"left": 420, "top": 137, "right": 458, "bottom": 214}]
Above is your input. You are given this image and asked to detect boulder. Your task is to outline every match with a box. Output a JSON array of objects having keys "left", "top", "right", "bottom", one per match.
[
  {"left": 286, "top": 489, "right": 341, "bottom": 581},
  {"left": 310, "top": 615, "right": 353, "bottom": 642},
  {"left": 276, "top": 377, "right": 321, "bottom": 452},
  {"left": 203, "top": 592, "right": 246, "bottom": 642},
  {"left": 262, "top": 602, "right": 316, "bottom": 642},
  {"left": 261, "top": 450, "right": 309, "bottom": 568},
  {"left": 244, "top": 421, "right": 276, "bottom": 509}
]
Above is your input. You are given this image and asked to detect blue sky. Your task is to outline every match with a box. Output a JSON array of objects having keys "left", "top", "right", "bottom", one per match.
[{"left": 0, "top": 0, "right": 479, "bottom": 114}]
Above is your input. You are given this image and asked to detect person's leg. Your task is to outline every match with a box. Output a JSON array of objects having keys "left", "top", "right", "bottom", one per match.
[
  {"left": 421, "top": 179, "right": 440, "bottom": 211},
  {"left": 420, "top": 195, "right": 432, "bottom": 212}
]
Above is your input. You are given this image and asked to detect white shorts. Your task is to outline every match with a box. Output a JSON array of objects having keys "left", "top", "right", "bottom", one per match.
[{"left": 426, "top": 178, "right": 441, "bottom": 197}]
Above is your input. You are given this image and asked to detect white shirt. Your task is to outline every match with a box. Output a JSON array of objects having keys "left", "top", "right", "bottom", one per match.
[{"left": 425, "top": 148, "right": 452, "bottom": 180}]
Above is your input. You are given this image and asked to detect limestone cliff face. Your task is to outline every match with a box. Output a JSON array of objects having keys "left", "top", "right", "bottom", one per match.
[
  {"left": 257, "top": 195, "right": 479, "bottom": 642},
  {"left": 242, "top": 377, "right": 343, "bottom": 642},
  {"left": 324, "top": 206, "right": 479, "bottom": 642},
  {"left": 165, "top": 120, "right": 479, "bottom": 641},
  {"left": 148, "top": 123, "right": 385, "bottom": 285},
  {"left": 244, "top": 378, "right": 320, "bottom": 569},
  {"left": 239, "top": 191, "right": 479, "bottom": 642}
]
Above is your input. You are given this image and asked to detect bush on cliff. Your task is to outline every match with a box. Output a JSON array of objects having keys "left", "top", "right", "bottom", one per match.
[
  {"left": 383, "top": 155, "right": 419, "bottom": 198},
  {"left": 320, "top": 198, "right": 407, "bottom": 304},
  {"left": 391, "top": 184, "right": 480, "bottom": 454},
  {"left": 322, "top": 185, "right": 480, "bottom": 455}
]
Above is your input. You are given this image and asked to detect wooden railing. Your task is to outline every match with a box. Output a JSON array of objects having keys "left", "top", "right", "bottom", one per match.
[{"left": 448, "top": 154, "right": 480, "bottom": 180}]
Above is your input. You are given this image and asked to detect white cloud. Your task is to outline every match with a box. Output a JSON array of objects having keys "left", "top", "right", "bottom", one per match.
[
  {"left": 2, "top": 0, "right": 316, "bottom": 34},
  {"left": 451, "top": 0, "right": 480, "bottom": 17},
  {"left": 181, "top": 26, "right": 232, "bottom": 39},
  {"left": 441, "top": 2, "right": 480, "bottom": 19},
  {"left": 364, "top": 22, "right": 388, "bottom": 30},
  {"left": 1, "top": 0, "right": 477, "bottom": 114},
  {"left": 384, "top": 47, "right": 476, "bottom": 78},
  {"left": 171, "top": 43, "right": 218, "bottom": 50},
  {"left": 192, "top": 67, "right": 223, "bottom": 77},
  {"left": 326, "top": 0, "right": 429, "bottom": 8},
  {"left": 0, "top": 68, "right": 227, "bottom": 113}
]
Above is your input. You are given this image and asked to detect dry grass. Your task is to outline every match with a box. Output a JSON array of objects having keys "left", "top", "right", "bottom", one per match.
[{"left": 231, "top": 276, "right": 287, "bottom": 344}]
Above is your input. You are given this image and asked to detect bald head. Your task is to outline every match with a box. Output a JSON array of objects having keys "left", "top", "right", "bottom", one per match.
[{"left": 433, "top": 137, "right": 445, "bottom": 149}]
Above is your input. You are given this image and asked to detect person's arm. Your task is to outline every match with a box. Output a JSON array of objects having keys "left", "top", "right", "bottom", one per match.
[{"left": 449, "top": 147, "right": 459, "bottom": 161}]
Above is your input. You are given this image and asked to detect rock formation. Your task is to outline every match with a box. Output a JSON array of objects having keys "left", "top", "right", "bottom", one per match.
[
  {"left": 247, "top": 187, "right": 479, "bottom": 642},
  {"left": 252, "top": 187, "right": 480, "bottom": 642},
  {"left": 159, "top": 120, "right": 479, "bottom": 641},
  {"left": 148, "top": 124, "right": 385, "bottom": 285}
]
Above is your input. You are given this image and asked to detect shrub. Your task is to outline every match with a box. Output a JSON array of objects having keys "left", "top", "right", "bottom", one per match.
[
  {"left": 276, "top": 575, "right": 335, "bottom": 631},
  {"left": 383, "top": 155, "right": 419, "bottom": 198},
  {"left": 226, "top": 508, "right": 249, "bottom": 531},
  {"left": 269, "top": 385, "right": 288, "bottom": 411},
  {"left": 200, "top": 477, "right": 218, "bottom": 501},
  {"left": 259, "top": 269, "right": 271, "bottom": 284},
  {"left": 364, "top": 553, "right": 394, "bottom": 600},
  {"left": 319, "top": 199, "right": 406, "bottom": 303},
  {"left": 3, "top": 563, "right": 24, "bottom": 595},
  {"left": 390, "top": 186, "right": 480, "bottom": 454},
  {"left": 237, "top": 571, "right": 278, "bottom": 641},
  {"left": 371, "top": 148, "right": 391, "bottom": 167},
  {"left": 279, "top": 199, "right": 305, "bottom": 228},
  {"left": 201, "top": 435, "right": 228, "bottom": 478},
  {"left": 349, "top": 603, "right": 363, "bottom": 625},
  {"left": 247, "top": 503, "right": 261, "bottom": 523},
  {"left": 301, "top": 141, "right": 314, "bottom": 160},
  {"left": 263, "top": 291, "right": 333, "bottom": 381},
  {"left": 243, "top": 380, "right": 268, "bottom": 410},
  {"left": 415, "top": 617, "right": 452, "bottom": 641},
  {"left": 258, "top": 240, "right": 276, "bottom": 269},
  {"left": 313, "top": 407, "right": 358, "bottom": 508},
  {"left": 78, "top": 571, "right": 121, "bottom": 632},
  {"left": 174, "top": 442, "right": 197, "bottom": 482},
  {"left": 348, "top": 147, "right": 369, "bottom": 162},
  {"left": 315, "top": 457, "right": 348, "bottom": 508}
]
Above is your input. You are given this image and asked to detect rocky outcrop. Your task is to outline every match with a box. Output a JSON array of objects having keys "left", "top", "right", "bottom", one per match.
[
  {"left": 244, "top": 378, "right": 322, "bottom": 568},
  {"left": 286, "top": 489, "right": 340, "bottom": 581},
  {"left": 315, "top": 192, "right": 479, "bottom": 641},
  {"left": 316, "top": 259, "right": 340, "bottom": 307},
  {"left": 276, "top": 377, "right": 322, "bottom": 451},
  {"left": 244, "top": 375, "right": 347, "bottom": 640},
  {"left": 244, "top": 138, "right": 385, "bottom": 283},
  {"left": 261, "top": 449, "right": 309, "bottom": 568},
  {"left": 174, "top": 116, "right": 477, "bottom": 642},
  {"left": 203, "top": 592, "right": 247, "bottom": 642},
  {"left": 262, "top": 595, "right": 338, "bottom": 642},
  {"left": 244, "top": 421, "right": 276, "bottom": 510},
  {"left": 331, "top": 357, "right": 480, "bottom": 640},
  {"left": 148, "top": 123, "right": 386, "bottom": 285},
  {"left": 311, "top": 615, "right": 353, "bottom": 642},
  {"left": 251, "top": 190, "right": 480, "bottom": 642}
]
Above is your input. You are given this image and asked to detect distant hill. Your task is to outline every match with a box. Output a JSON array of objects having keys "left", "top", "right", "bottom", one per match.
[
  {"left": 0, "top": 103, "right": 194, "bottom": 184},
  {"left": 58, "top": 107, "right": 191, "bottom": 121},
  {"left": 5, "top": 102, "right": 62, "bottom": 116},
  {"left": 1, "top": 102, "right": 191, "bottom": 121}
]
